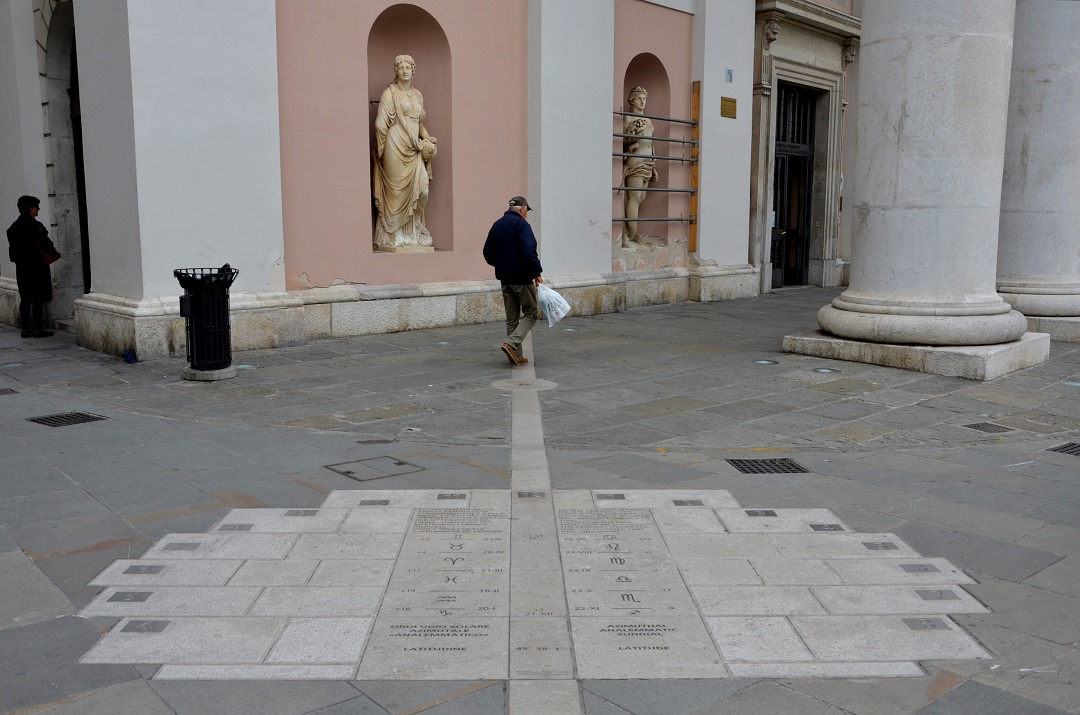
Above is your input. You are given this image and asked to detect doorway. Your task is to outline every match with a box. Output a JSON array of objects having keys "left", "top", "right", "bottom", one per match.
[{"left": 771, "top": 83, "right": 817, "bottom": 288}]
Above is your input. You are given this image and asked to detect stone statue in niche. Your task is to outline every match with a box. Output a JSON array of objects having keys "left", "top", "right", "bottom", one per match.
[
  {"left": 373, "top": 54, "right": 437, "bottom": 252},
  {"left": 620, "top": 86, "right": 660, "bottom": 248}
]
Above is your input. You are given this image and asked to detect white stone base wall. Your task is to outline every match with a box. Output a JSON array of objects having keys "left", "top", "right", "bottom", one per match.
[
  {"left": 72, "top": 290, "right": 306, "bottom": 361},
  {"left": 9, "top": 267, "right": 761, "bottom": 360}
]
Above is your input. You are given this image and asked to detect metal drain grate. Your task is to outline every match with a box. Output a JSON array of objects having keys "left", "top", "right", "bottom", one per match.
[
  {"left": 726, "top": 458, "right": 808, "bottom": 474},
  {"left": 26, "top": 411, "right": 108, "bottom": 427},
  {"left": 1048, "top": 442, "right": 1080, "bottom": 456},
  {"left": 964, "top": 422, "right": 1013, "bottom": 433},
  {"left": 0, "top": 388, "right": 16, "bottom": 395}
]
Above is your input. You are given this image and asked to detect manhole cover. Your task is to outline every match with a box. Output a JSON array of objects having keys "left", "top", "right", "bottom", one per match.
[
  {"left": 26, "top": 412, "right": 108, "bottom": 427},
  {"left": 1048, "top": 442, "right": 1080, "bottom": 456},
  {"left": 964, "top": 422, "right": 1012, "bottom": 433},
  {"left": 325, "top": 457, "right": 424, "bottom": 482},
  {"left": 726, "top": 458, "right": 808, "bottom": 474}
]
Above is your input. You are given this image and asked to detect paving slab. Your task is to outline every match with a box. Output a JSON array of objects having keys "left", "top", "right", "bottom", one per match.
[
  {"left": 0, "top": 616, "right": 139, "bottom": 713},
  {"left": 0, "top": 550, "right": 75, "bottom": 628},
  {"left": 913, "top": 679, "right": 1070, "bottom": 715}
]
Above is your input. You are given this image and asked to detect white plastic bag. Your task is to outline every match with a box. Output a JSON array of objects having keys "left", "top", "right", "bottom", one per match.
[{"left": 536, "top": 283, "right": 571, "bottom": 327}]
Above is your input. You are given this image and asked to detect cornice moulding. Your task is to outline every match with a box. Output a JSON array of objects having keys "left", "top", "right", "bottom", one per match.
[{"left": 756, "top": 0, "right": 861, "bottom": 38}]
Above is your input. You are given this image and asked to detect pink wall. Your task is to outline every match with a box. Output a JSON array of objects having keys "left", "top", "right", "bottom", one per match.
[
  {"left": 277, "top": 1, "right": 528, "bottom": 290},
  {"left": 613, "top": 0, "right": 693, "bottom": 247}
]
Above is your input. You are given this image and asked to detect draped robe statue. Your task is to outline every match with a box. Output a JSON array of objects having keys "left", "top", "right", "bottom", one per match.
[{"left": 373, "top": 55, "right": 437, "bottom": 250}]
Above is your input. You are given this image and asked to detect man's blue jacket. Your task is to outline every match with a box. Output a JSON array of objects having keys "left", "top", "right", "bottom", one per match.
[{"left": 483, "top": 210, "right": 543, "bottom": 285}]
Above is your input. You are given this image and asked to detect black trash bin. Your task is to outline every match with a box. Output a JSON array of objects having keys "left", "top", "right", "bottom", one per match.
[{"left": 174, "top": 264, "right": 239, "bottom": 375}]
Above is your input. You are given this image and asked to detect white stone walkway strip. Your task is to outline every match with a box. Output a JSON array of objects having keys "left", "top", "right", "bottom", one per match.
[
  {"left": 506, "top": 339, "right": 582, "bottom": 713},
  {"left": 508, "top": 679, "right": 584, "bottom": 715}
]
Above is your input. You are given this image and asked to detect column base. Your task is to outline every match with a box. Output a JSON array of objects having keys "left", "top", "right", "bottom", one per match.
[
  {"left": 818, "top": 304, "right": 1028, "bottom": 346},
  {"left": 1025, "top": 316, "right": 1080, "bottom": 343},
  {"left": 783, "top": 330, "right": 1050, "bottom": 381}
]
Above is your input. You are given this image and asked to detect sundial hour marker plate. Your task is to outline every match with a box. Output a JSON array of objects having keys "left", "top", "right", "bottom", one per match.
[
  {"left": 108, "top": 591, "right": 152, "bottom": 602},
  {"left": 903, "top": 618, "right": 950, "bottom": 631},
  {"left": 121, "top": 620, "right": 170, "bottom": 633},
  {"left": 123, "top": 565, "right": 165, "bottom": 575}
]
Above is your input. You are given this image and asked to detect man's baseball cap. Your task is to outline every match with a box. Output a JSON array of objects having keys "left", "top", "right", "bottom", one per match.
[{"left": 508, "top": 196, "right": 532, "bottom": 211}]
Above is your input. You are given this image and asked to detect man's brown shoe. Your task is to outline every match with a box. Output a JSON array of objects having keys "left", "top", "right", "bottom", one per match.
[
  {"left": 517, "top": 356, "right": 528, "bottom": 365},
  {"left": 501, "top": 343, "right": 521, "bottom": 366}
]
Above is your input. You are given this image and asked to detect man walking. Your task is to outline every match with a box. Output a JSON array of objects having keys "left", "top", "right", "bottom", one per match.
[{"left": 483, "top": 196, "right": 543, "bottom": 366}]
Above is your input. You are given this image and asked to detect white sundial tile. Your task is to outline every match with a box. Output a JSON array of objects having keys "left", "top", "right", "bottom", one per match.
[
  {"left": 249, "top": 587, "right": 384, "bottom": 617},
  {"left": 570, "top": 616, "right": 727, "bottom": 679},
  {"left": 691, "top": 586, "right": 828, "bottom": 616},
  {"left": 357, "top": 618, "right": 509, "bottom": 680},
  {"left": 767, "top": 533, "right": 921, "bottom": 560},
  {"left": 155, "top": 664, "right": 358, "bottom": 680},
  {"left": 810, "top": 585, "right": 989, "bottom": 615},
  {"left": 716, "top": 508, "right": 851, "bottom": 533},
  {"left": 88, "top": 559, "right": 243, "bottom": 587},
  {"left": 142, "top": 533, "right": 298, "bottom": 560},
  {"left": 340, "top": 508, "right": 413, "bottom": 533},
  {"left": 209, "top": 508, "right": 347, "bottom": 533},
  {"left": 322, "top": 490, "right": 471, "bottom": 509},
  {"left": 286, "top": 533, "right": 404, "bottom": 560},
  {"left": 227, "top": 559, "right": 320, "bottom": 587},
  {"left": 705, "top": 616, "right": 814, "bottom": 662},
  {"left": 79, "top": 617, "right": 286, "bottom": 665},
  {"left": 308, "top": 560, "right": 396, "bottom": 588},
  {"left": 676, "top": 558, "right": 763, "bottom": 586},
  {"left": 792, "top": 615, "right": 993, "bottom": 661},
  {"left": 749, "top": 559, "right": 844, "bottom": 586},
  {"left": 825, "top": 558, "right": 976, "bottom": 585},
  {"left": 652, "top": 508, "right": 727, "bottom": 534},
  {"left": 591, "top": 490, "right": 739, "bottom": 509},
  {"left": 664, "top": 533, "right": 783, "bottom": 560},
  {"left": 81, "top": 586, "right": 261, "bottom": 617},
  {"left": 265, "top": 617, "right": 374, "bottom": 663}
]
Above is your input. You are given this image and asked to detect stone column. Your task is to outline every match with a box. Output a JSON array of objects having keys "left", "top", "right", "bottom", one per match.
[
  {"left": 817, "top": 0, "right": 1028, "bottom": 346},
  {"left": 996, "top": 0, "right": 1080, "bottom": 338}
]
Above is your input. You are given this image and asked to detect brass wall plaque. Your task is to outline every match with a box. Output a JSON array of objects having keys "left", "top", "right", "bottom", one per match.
[{"left": 720, "top": 97, "right": 737, "bottom": 118}]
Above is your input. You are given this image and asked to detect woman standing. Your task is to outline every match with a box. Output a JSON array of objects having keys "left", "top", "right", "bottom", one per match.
[
  {"left": 372, "top": 54, "right": 438, "bottom": 250},
  {"left": 6, "top": 195, "right": 57, "bottom": 338}
]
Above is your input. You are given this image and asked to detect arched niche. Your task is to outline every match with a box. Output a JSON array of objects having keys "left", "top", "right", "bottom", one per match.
[
  {"left": 44, "top": 1, "right": 89, "bottom": 320},
  {"left": 622, "top": 53, "right": 671, "bottom": 237},
  {"left": 367, "top": 5, "right": 453, "bottom": 251}
]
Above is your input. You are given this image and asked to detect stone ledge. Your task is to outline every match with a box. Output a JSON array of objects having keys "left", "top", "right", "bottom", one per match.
[
  {"left": 1025, "top": 316, "right": 1080, "bottom": 343},
  {"left": 782, "top": 331, "right": 1050, "bottom": 381}
]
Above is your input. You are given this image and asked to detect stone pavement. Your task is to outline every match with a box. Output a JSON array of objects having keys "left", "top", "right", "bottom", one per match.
[{"left": 1, "top": 286, "right": 1079, "bottom": 714}]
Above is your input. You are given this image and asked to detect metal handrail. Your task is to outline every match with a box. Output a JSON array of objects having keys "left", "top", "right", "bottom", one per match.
[
  {"left": 613, "top": 132, "right": 696, "bottom": 146},
  {"left": 613, "top": 110, "right": 696, "bottom": 126},
  {"left": 612, "top": 217, "right": 696, "bottom": 223},
  {"left": 612, "top": 186, "right": 696, "bottom": 194},
  {"left": 612, "top": 152, "right": 696, "bottom": 163}
]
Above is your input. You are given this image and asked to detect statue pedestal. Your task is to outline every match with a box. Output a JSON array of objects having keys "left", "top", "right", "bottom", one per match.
[
  {"left": 374, "top": 245, "right": 435, "bottom": 254},
  {"left": 613, "top": 236, "right": 687, "bottom": 272}
]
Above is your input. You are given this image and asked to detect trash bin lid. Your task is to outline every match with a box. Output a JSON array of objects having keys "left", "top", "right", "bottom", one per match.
[{"left": 174, "top": 264, "right": 239, "bottom": 289}]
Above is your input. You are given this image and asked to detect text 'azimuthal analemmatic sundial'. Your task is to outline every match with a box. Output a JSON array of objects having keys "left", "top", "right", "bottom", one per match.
[{"left": 79, "top": 489, "right": 991, "bottom": 680}]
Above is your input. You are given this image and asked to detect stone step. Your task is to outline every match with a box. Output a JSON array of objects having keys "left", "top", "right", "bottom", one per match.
[{"left": 54, "top": 318, "right": 76, "bottom": 335}]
